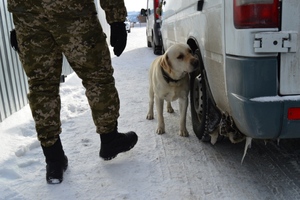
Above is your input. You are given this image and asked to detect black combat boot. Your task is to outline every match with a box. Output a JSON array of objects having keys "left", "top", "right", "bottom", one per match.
[
  {"left": 41, "top": 137, "right": 68, "bottom": 184},
  {"left": 99, "top": 128, "right": 138, "bottom": 160}
]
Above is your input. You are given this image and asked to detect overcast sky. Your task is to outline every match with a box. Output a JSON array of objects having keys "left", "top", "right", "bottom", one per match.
[{"left": 125, "top": 0, "right": 147, "bottom": 12}]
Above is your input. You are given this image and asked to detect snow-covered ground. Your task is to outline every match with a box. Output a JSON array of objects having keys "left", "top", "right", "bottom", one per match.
[{"left": 1, "top": 26, "right": 300, "bottom": 200}]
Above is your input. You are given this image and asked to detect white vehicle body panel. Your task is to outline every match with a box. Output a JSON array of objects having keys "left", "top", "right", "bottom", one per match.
[
  {"left": 280, "top": 0, "right": 300, "bottom": 95},
  {"left": 162, "top": 0, "right": 230, "bottom": 113},
  {"left": 161, "top": 0, "right": 300, "bottom": 139}
]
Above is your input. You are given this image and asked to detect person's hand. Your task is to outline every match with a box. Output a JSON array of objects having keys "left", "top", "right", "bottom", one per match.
[{"left": 110, "top": 22, "right": 127, "bottom": 57}]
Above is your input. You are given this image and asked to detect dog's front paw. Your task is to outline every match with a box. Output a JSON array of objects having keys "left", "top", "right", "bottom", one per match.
[
  {"left": 179, "top": 129, "right": 189, "bottom": 137},
  {"left": 146, "top": 113, "right": 154, "bottom": 120},
  {"left": 156, "top": 127, "right": 165, "bottom": 134}
]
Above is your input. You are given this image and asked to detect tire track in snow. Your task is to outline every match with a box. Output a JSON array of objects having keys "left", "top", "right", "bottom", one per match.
[{"left": 246, "top": 140, "right": 300, "bottom": 200}]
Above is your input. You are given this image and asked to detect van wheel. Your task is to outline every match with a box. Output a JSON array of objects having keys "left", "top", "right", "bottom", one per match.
[
  {"left": 190, "top": 49, "right": 209, "bottom": 141},
  {"left": 162, "top": 46, "right": 165, "bottom": 54},
  {"left": 154, "top": 47, "right": 162, "bottom": 55},
  {"left": 152, "top": 35, "right": 162, "bottom": 55},
  {"left": 147, "top": 40, "right": 152, "bottom": 47}
]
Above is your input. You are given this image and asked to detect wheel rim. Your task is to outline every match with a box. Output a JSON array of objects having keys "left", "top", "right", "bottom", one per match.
[{"left": 193, "top": 75, "right": 203, "bottom": 121}]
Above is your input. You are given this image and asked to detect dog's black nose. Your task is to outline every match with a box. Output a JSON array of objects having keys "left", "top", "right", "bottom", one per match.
[{"left": 191, "top": 58, "right": 199, "bottom": 68}]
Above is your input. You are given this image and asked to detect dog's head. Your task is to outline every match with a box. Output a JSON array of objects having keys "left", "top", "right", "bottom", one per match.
[{"left": 160, "top": 44, "right": 199, "bottom": 79}]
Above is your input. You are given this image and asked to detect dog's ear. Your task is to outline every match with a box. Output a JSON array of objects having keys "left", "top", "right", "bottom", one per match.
[{"left": 160, "top": 54, "right": 172, "bottom": 74}]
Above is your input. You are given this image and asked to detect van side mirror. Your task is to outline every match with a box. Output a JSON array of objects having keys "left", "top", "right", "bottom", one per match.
[{"left": 140, "top": 8, "right": 147, "bottom": 16}]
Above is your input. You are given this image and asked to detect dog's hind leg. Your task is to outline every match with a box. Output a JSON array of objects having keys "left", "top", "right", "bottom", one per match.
[
  {"left": 146, "top": 84, "right": 154, "bottom": 120},
  {"left": 166, "top": 101, "right": 174, "bottom": 113}
]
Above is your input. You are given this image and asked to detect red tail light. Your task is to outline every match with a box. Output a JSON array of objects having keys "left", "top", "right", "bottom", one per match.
[
  {"left": 154, "top": 0, "right": 160, "bottom": 19},
  {"left": 288, "top": 108, "right": 300, "bottom": 120},
  {"left": 234, "top": 0, "right": 280, "bottom": 29}
]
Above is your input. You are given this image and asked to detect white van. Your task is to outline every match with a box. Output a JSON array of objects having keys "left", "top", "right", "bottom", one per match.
[
  {"left": 161, "top": 0, "right": 300, "bottom": 143},
  {"left": 141, "top": 0, "right": 163, "bottom": 55}
]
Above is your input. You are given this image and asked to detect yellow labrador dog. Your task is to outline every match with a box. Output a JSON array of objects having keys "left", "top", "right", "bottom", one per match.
[{"left": 146, "top": 43, "right": 199, "bottom": 137}]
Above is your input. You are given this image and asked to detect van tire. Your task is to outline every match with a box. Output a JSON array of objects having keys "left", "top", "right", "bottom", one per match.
[
  {"left": 154, "top": 48, "right": 162, "bottom": 55},
  {"left": 153, "top": 44, "right": 162, "bottom": 54},
  {"left": 190, "top": 49, "right": 209, "bottom": 141},
  {"left": 147, "top": 40, "right": 152, "bottom": 47}
]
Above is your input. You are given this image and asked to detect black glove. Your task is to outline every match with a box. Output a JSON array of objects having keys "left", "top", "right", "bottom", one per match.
[
  {"left": 110, "top": 22, "right": 127, "bottom": 57},
  {"left": 10, "top": 29, "right": 19, "bottom": 52}
]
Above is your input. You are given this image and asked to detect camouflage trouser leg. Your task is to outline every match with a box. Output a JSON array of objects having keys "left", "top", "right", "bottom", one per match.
[
  {"left": 13, "top": 13, "right": 120, "bottom": 146},
  {"left": 53, "top": 14, "right": 120, "bottom": 135},
  {"left": 13, "top": 14, "right": 63, "bottom": 147}
]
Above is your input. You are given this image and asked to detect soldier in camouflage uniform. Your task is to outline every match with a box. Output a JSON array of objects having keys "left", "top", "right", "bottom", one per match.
[{"left": 7, "top": 0, "right": 138, "bottom": 184}]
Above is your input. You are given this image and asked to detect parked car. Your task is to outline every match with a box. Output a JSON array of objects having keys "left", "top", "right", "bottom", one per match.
[
  {"left": 161, "top": 0, "right": 300, "bottom": 143},
  {"left": 140, "top": 0, "right": 163, "bottom": 55},
  {"left": 125, "top": 17, "right": 131, "bottom": 33}
]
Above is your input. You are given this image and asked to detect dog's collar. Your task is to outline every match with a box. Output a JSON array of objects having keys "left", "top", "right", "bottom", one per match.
[{"left": 161, "top": 66, "right": 180, "bottom": 83}]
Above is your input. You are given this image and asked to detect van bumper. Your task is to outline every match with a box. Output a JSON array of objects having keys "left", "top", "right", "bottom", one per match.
[{"left": 226, "top": 56, "right": 300, "bottom": 139}]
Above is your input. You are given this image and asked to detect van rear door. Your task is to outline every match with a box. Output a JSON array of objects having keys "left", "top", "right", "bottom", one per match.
[{"left": 280, "top": 0, "right": 300, "bottom": 95}]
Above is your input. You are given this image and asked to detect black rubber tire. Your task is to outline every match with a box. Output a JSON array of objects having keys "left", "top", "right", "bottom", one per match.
[
  {"left": 147, "top": 40, "right": 152, "bottom": 47},
  {"left": 152, "top": 34, "right": 162, "bottom": 55},
  {"left": 190, "top": 49, "right": 208, "bottom": 141},
  {"left": 154, "top": 47, "right": 162, "bottom": 55}
]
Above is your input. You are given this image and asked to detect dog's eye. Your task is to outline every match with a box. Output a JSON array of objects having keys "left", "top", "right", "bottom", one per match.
[
  {"left": 177, "top": 53, "right": 184, "bottom": 60},
  {"left": 188, "top": 49, "right": 192, "bottom": 54}
]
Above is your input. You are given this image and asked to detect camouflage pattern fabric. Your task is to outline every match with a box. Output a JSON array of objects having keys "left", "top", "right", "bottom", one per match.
[
  {"left": 7, "top": 0, "right": 127, "bottom": 24},
  {"left": 8, "top": 1, "right": 125, "bottom": 147}
]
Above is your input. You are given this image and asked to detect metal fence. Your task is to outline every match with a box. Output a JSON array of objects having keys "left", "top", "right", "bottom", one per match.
[
  {"left": 0, "top": 1, "right": 29, "bottom": 122},
  {"left": 0, "top": 1, "right": 73, "bottom": 122}
]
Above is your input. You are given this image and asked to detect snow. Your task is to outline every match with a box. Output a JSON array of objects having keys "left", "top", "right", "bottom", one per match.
[{"left": 0, "top": 26, "right": 299, "bottom": 200}]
